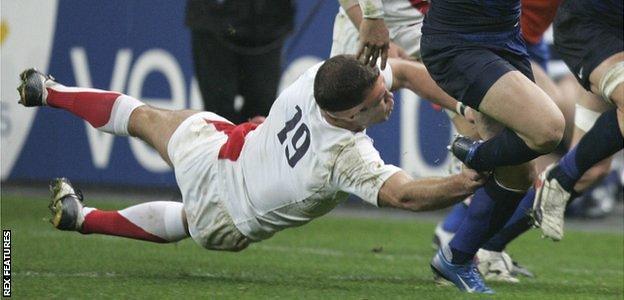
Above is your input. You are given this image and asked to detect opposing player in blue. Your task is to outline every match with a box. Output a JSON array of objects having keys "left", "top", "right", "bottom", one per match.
[
  {"left": 532, "top": 0, "right": 624, "bottom": 240},
  {"left": 420, "top": 0, "right": 566, "bottom": 294},
  {"left": 438, "top": 0, "right": 624, "bottom": 278}
]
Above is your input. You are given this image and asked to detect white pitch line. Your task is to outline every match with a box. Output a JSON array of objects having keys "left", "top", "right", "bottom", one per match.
[
  {"left": 559, "top": 268, "right": 624, "bottom": 276},
  {"left": 16, "top": 271, "right": 120, "bottom": 278},
  {"left": 328, "top": 274, "right": 410, "bottom": 281},
  {"left": 253, "top": 245, "right": 427, "bottom": 262}
]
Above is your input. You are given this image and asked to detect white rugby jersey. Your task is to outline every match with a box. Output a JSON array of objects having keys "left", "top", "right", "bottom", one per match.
[
  {"left": 340, "top": 0, "right": 428, "bottom": 27},
  {"left": 215, "top": 63, "right": 401, "bottom": 241}
]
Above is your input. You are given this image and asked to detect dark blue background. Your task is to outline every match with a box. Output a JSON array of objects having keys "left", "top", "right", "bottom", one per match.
[{"left": 9, "top": 0, "right": 451, "bottom": 186}]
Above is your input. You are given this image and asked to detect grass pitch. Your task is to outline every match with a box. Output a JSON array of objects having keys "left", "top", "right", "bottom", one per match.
[{"left": 2, "top": 195, "right": 623, "bottom": 299}]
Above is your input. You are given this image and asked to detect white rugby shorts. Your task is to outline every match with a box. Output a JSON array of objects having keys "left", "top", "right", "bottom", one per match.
[
  {"left": 330, "top": 12, "right": 424, "bottom": 59},
  {"left": 167, "top": 112, "right": 251, "bottom": 251}
]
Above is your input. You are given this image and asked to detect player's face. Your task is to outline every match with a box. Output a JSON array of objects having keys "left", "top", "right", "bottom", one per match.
[
  {"left": 323, "top": 74, "right": 394, "bottom": 131},
  {"left": 355, "top": 74, "right": 394, "bottom": 126}
]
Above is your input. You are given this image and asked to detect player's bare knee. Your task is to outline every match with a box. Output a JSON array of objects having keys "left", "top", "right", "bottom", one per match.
[{"left": 528, "top": 111, "right": 565, "bottom": 153}]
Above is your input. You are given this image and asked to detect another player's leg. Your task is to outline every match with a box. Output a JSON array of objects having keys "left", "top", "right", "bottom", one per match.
[
  {"left": 190, "top": 30, "right": 241, "bottom": 123},
  {"left": 239, "top": 46, "right": 281, "bottom": 122},
  {"left": 530, "top": 61, "right": 575, "bottom": 151},
  {"left": 438, "top": 189, "right": 535, "bottom": 282},
  {"left": 534, "top": 108, "right": 623, "bottom": 240},
  {"left": 420, "top": 31, "right": 562, "bottom": 293},
  {"left": 531, "top": 0, "right": 624, "bottom": 240},
  {"left": 477, "top": 187, "right": 536, "bottom": 280},
  {"left": 49, "top": 178, "right": 188, "bottom": 243},
  {"left": 432, "top": 201, "right": 466, "bottom": 249},
  {"left": 570, "top": 90, "right": 615, "bottom": 193},
  {"left": 477, "top": 89, "right": 616, "bottom": 276},
  {"left": 480, "top": 136, "right": 617, "bottom": 260},
  {"left": 422, "top": 49, "right": 547, "bottom": 294},
  {"left": 432, "top": 115, "right": 533, "bottom": 294},
  {"left": 432, "top": 112, "right": 481, "bottom": 250},
  {"left": 431, "top": 52, "right": 565, "bottom": 288},
  {"left": 474, "top": 61, "right": 571, "bottom": 282},
  {"left": 451, "top": 70, "right": 565, "bottom": 172},
  {"left": 533, "top": 54, "right": 623, "bottom": 240}
]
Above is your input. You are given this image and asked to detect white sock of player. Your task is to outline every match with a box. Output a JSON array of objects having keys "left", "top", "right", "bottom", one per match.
[
  {"left": 45, "top": 84, "right": 144, "bottom": 136},
  {"left": 80, "top": 201, "right": 188, "bottom": 243}
]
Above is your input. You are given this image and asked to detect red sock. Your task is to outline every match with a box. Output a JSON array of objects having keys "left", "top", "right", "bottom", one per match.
[
  {"left": 46, "top": 87, "right": 121, "bottom": 128},
  {"left": 80, "top": 210, "right": 167, "bottom": 243}
]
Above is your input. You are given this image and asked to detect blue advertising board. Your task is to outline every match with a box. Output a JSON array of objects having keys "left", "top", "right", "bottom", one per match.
[{"left": 3, "top": 0, "right": 454, "bottom": 187}]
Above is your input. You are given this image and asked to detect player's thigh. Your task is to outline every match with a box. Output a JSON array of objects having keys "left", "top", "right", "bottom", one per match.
[
  {"left": 421, "top": 40, "right": 493, "bottom": 109},
  {"left": 423, "top": 33, "right": 564, "bottom": 147},
  {"left": 129, "top": 106, "right": 201, "bottom": 165},
  {"left": 532, "top": 61, "right": 563, "bottom": 109},
  {"left": 422, "top": 36, "right": 532, "bottom": 112},
  {"left": 330, "top": 12, "right": 360, "bottom": 57},
  {"left": 479, "top": 70, "right": 563, "bottom": 147},
  {"left": 390, "top": 23, "right": 423, "bottom": 59},
  {"left": 533, "top": 62, "right": 575, "bottom": 142}
]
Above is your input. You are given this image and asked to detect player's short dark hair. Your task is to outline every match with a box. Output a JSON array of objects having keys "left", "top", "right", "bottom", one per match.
[{"left": 314, "top": 55, "right": 380, "bottom": 112}]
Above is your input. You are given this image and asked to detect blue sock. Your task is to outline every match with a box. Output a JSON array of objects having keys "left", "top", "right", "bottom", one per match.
[
  {"left": 482, "top": 188, "right": 535, "bottom": 252},
  {"left": 449, "top": 178, "right": 525, "bottom": 264},
  {"left": 442, "top": 202, "right": 469, "bottom": 233},
  {"left": 558, "top": 147, "right": 580, "bottom": 180},
  {"left": 470, "top": 128, "right": 545, "bottom": 171},
  {"left": 482, "top": 186, "right": 584, "bottom": 252},
  {"left": 551, "top": 109, "right": 624, "bottom": 191}
]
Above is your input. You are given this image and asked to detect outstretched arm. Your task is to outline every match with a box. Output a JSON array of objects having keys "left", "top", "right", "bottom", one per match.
[
  {"left": 330, "top": 136, "right": 484, "bottom": 211},
  {"left": 388, "top": 58, "right": 465, "bottom": 112},
  {"left": 378, "top": 169, "right": 486, "bottom": 211}
]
